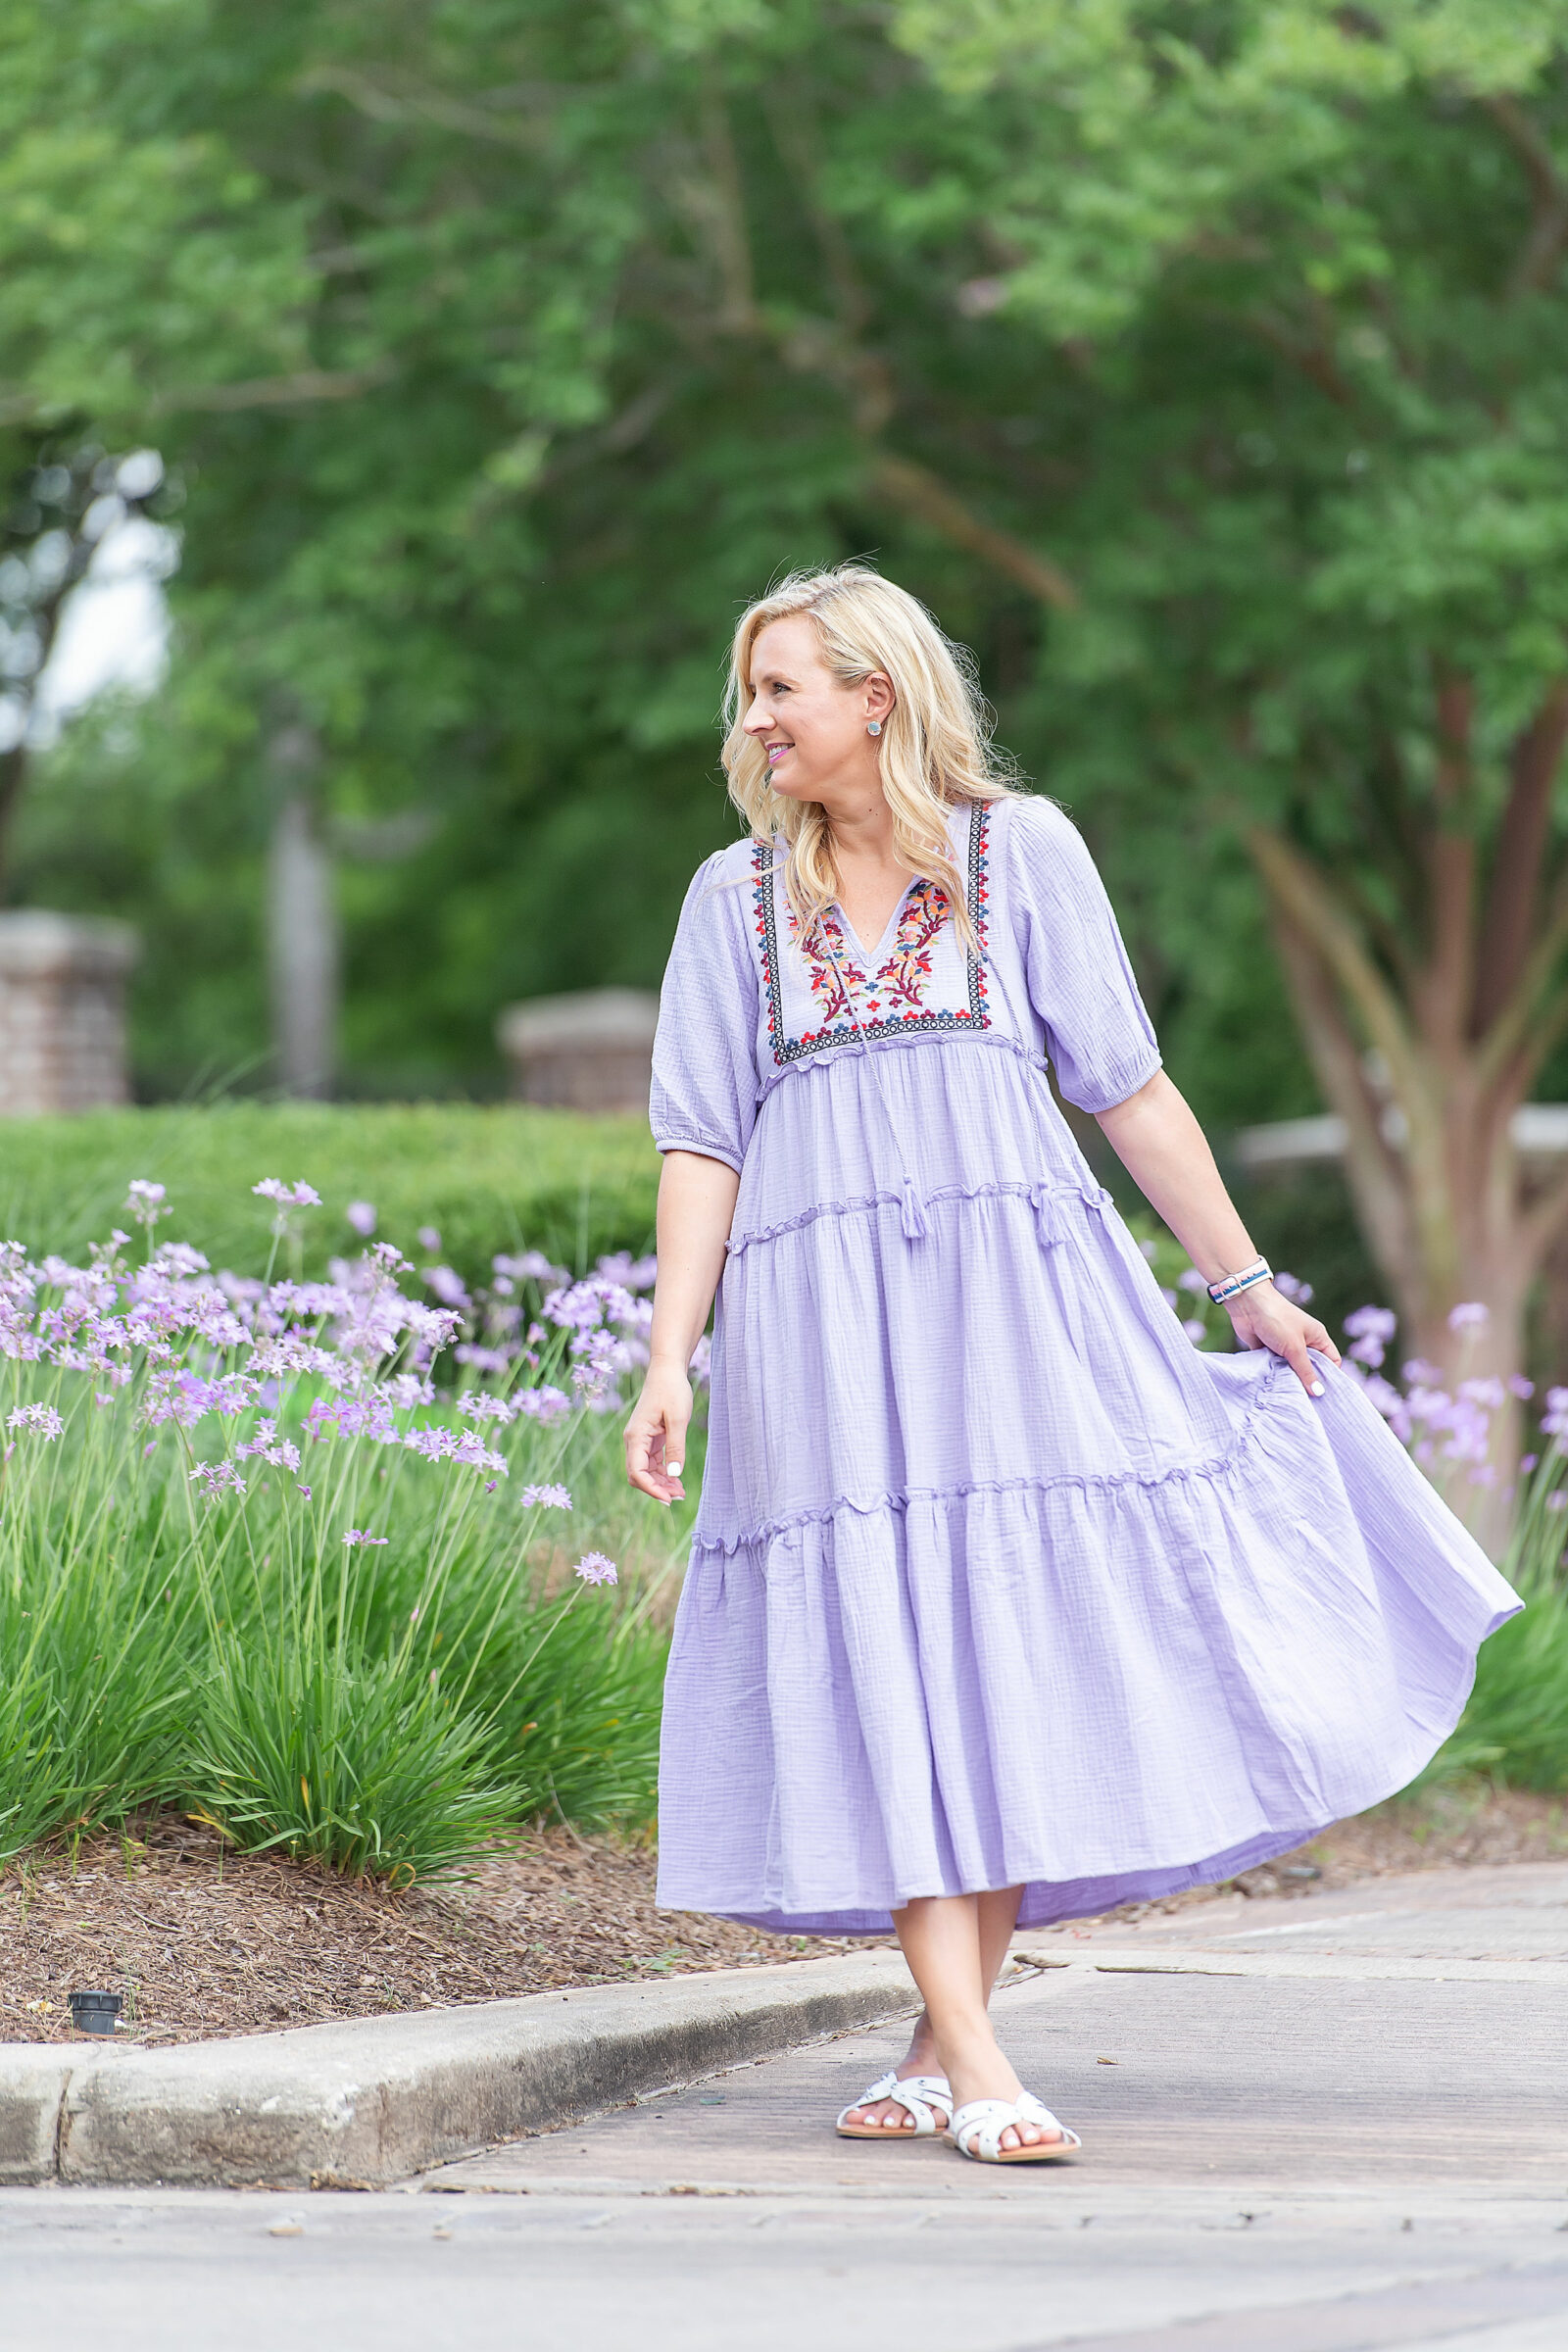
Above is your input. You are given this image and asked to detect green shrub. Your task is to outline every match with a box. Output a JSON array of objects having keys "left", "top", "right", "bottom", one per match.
[
  {"left": 0, "top": 1102, "right": 661, "bottom": 1287},
  {"left": 0, "top": 1178, "right": 683, "bottom": 1880}
]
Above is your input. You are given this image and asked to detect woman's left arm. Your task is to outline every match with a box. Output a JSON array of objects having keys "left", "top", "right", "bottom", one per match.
[{"left": 1096, "top": 1070, "right": 1341, "bottom": 1396}]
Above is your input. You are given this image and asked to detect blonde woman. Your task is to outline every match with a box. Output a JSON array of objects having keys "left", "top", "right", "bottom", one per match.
[{"left": 625, "top": 564, "right": 1517, "bottom": 2163}]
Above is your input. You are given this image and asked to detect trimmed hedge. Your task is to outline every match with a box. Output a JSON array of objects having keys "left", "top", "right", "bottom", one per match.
[{"left": 0, "top": 1103, "right": 661, "bottom": 1283}]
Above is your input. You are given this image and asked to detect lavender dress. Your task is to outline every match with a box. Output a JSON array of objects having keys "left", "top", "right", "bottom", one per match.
[{"left": 649, "top": 794, "right": 1518, "bottom": 1934}]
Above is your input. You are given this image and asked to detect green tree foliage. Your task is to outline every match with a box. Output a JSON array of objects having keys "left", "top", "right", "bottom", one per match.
[
  {"left": 8, "top": 5, "right": 1568, "bottom": 1410},
  {"left": 0, "top": 0, "right": 1301, "bottom": 1113}
]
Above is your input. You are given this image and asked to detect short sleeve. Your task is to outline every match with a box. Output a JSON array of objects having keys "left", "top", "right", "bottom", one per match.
[
  {"left": 649, "top": 852, "right": 761, "bottom": 1173},
  {"left": 1007, "top": 798, "right": 1162, "bottom": 1113}
]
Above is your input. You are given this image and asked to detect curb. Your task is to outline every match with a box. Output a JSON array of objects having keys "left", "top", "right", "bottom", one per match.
[{"left": 0, "top": 1948, "right": 917, "bottom": 2190}]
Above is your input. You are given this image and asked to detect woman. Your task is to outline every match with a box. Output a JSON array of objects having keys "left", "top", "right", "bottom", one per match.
[{"left": 624, "top": 565, "right": 1518, "bottom": 2164}]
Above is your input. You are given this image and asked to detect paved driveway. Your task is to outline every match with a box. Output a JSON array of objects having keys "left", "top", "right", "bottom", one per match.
[{"left": 3, "top": 1863, "right": 1566, "bottom": 2349}]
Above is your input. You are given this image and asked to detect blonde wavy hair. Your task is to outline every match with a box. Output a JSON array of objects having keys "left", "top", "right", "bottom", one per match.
[{"left": 721, "top": 565, "right": 1017, "bottom": 958}]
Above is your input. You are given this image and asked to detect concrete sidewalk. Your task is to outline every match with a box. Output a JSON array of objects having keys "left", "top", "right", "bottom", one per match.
[
  {"left": 425, "top": 1862, "right": 1568, "bottom": 2199},
  {"left": 3, "top": 1862, "right": 1565, "bottom": 2350}
]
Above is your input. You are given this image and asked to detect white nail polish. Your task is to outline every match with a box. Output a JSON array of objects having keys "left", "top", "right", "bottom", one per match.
[
  {"left": 1310, "top": 1380, "right": 1325, "bottom": 1396},
  {"left": 667, "top": 1461, "right": 683, "bottom": 1478}
]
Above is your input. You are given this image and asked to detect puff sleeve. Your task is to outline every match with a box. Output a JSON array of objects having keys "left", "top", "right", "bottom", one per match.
[
  {"left": 648, "top": 852, "right": 762, "bottom": 1173},
  {"left": 1007, "top": 797, "right": 1163, "bottom": 1113}
]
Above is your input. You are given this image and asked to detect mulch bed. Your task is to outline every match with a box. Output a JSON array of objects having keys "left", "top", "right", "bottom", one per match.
[{"left": 3, "top": 1786, "right": 1563, "bottom": 2047}]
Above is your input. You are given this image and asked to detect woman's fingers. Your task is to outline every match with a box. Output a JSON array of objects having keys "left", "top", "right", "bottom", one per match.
[
  {"left": 625, "top": 1397, "right": 690, "bottom": 1504},
  {"left": 1303, "top": 1317, "right": 1342, "bottom": 1367}
]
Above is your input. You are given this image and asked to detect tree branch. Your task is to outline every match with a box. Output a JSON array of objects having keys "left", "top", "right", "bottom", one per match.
[
  {"left": 1523, "top": 1148, "right": 1568, "bottom": 1259},
  {"left": 1473, "top": 677, "right": 1568, "bottom": 1033},
  {"left": 1266, "top": 903, "right": 1413, "bottom": 1298},
  {"left": 149, "top": 363, "right": 396, "bottom": 416},
  {"left": 1484, "top": 93, "right": 1568, "bottom": 296},
  {"left": 1474, "top": 869, "right": 1568, "bottom": 1096},
  {"left": 297, "top": 65, "right": 546, "bottom": 151},
  {"left": 1245, "top": 822, "right": 1423, "bottom": 1103},
  {"left": 1419, "top": 670, "right": 1477, "bottom": 1052},
  {"left": 870, "top": 453, "right": 1077, "bottom": 610}
]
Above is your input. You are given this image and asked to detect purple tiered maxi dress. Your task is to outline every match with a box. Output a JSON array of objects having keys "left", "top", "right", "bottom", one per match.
[{"left": 649, "top": 794, "right": 1520, "bottom": 1935}]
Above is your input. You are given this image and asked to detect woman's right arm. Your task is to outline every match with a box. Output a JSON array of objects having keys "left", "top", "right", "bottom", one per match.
[{"left": 624, "top": 1149, "right": 740, "bottom": 1504}]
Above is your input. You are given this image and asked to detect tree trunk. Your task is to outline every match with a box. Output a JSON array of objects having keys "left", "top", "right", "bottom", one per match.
[{"left": 268, "top": 793, "right": 338, "bottom": 1099}]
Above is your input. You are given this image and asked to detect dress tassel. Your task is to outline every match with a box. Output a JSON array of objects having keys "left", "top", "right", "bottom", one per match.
[
  {"left": 900, "top": 1178, "right": 929, "bottom": 1242},
  {"left": 1031, "top": 1182, "right": 1065, "bottom": 1249}
]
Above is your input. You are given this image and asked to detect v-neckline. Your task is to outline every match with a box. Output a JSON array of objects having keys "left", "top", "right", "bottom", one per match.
[{"left": 831, "top": 881, "right": 916, "bottom": 968}]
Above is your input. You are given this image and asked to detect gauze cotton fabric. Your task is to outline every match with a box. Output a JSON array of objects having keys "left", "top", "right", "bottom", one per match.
[{"left": 649, "top": 795, "right": 1519, "bottom": 1934}]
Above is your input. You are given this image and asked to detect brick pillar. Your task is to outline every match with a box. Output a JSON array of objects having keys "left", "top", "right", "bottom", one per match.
[
  {"left": 0, "top": 912, "right": 138, "bottom": 1115},
  {"left": 496, "top": 989, "right": 660, "bottom": 1114}
]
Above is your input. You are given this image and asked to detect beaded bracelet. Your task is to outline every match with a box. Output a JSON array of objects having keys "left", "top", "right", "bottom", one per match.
[{"left": 1206, "top": 1256, "right": 1272, "bottom": 1307}]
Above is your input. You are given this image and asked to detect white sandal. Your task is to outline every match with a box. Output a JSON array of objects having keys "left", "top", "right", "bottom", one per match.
[
  {"left": 835, "top": 2069, "right": 953, "bottom": 2140},
  {"left": 948, "top": 2090, "right": 1081, "bottom": 2164}
]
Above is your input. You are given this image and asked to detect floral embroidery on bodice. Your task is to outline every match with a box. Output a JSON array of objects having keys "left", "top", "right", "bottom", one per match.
[{"left": 753, "top": 802, "right": 991, "bottom": 1068}]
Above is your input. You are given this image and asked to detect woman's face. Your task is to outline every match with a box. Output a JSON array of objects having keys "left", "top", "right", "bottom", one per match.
[{"left": 743, "top": 615, "right": 893, "bottom": 804}]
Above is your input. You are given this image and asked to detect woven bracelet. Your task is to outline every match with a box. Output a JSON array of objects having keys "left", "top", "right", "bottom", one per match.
[{"left": 1206, "top": 1257, "right": 1272, "bottom": 1306}]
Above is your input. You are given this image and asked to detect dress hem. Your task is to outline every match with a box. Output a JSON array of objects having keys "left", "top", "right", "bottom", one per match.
[{"left": 652, "top": 1642, "right": 1515, "bottom": 1938}]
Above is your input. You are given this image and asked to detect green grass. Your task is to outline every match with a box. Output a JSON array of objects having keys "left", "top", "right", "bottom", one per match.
[
  {"left": 0, "top": 1102, "right": 661, "bottom": 1284},
  {"left": 0, "top": 1132, "right": 685, "bottom": 1882},
  {"left": 1421, "top": 1451, "right": 1568, "bottom": 1792}
]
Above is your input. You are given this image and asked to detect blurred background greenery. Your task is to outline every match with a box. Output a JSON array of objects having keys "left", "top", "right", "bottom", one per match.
[{"left": 8, "top": 2, "right": 1568, "bottom": 1383}]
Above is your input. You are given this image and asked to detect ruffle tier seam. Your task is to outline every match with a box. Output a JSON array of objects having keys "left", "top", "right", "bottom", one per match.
[
  {"left": 692, "top": 1359, "right": 1294, "bottom": 1554},
  {"left": 754, "top": 1022, "right": 1051, "bottom": 1108},
  {"left": 726, "top": 1175, "right": 1113, "bottom": 1256}
]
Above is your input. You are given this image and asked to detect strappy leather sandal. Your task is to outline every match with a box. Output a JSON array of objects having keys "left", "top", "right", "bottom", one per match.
[
  {"left": 948, "top": 2090, "right": 1081, "bottom": 2163},
  {"left": 835, "top": 2069, "right": 953, "bottom": 2139}
]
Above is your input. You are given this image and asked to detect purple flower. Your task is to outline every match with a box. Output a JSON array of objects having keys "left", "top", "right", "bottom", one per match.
[
  {"left": 1509, "top": 1374, "right": 1536, "bottom": 1399},
  {"left": 416, "top": 1226, "right": 442, "bottom": 1253},
  {"left": 1272, "top": 1271, "right": 1313, "bottom": 1304},
  {"left": 1137, "top": 1238, "right": 1158, "bottom": 1262},
  {"left": 520, "top": 1483, "right": 572, "bottom": 1510},
  {"left": 456, "top": 1392, "right": 514, "bottom": 1425},
  {"left": 424, "top": 1264, "right": 470, "bottom": 1309},
  {"left": 1447, "top": 1300, "right": 1489, "bottom": 1332},
  {"left": 1348, "top": 1336, "right": 1386, "bottom": 1368},
  {"left": 573, "top": 1552, "right": 618, "bottom": 1587},
  {"left": 1402, "top": 1358, "right": 1445, "bottom": 1387},
  {"left": 1344, "top": 1305, "right": 1396, "bottom": 1345},
  {"left": 514, "top": 1385, "right": 571, "bottom": 1425},
  {"left": 125, "top": 1179, "right": 168, "bottom": 1232},
  {"left": 1181, "top": 1317, "right": 1207, "bottom": 1345},
  {"left": 494, "top": 1250, "right": 568, "bottom": 1285},
  {"left": 1547, "top": 1492, "right": 1568, "bottom": 1512},
  {"left": 1363, "top": 1375, "right": 1412, "bottom": 1444},
  {"left": 595, "top": 1250, "right": 658, "bottom": 1292},
  {"left": 6, "top": 1402, "right": 63, "bottom": 1440},
  {"left": 253, "top": 1178, "right": 321, "bottom": 1208},
  {"left": 189, "top": 1459, "right": 246, "bottom": 1501},
  {"left": 346, "top": 1201, "right": 377, "bottom": 1238},
  {"left": 1521, "top": 1454, "right": 1539, "bottom": 1474},
  {"left": 341, "top": 1529, "right": 388, "bottom": 1546},
  {"left": 1176, "top": 1268, "right": 1207, "bottom": 1295}
]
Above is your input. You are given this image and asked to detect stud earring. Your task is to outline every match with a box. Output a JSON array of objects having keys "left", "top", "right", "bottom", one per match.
[{"left": 866, "top": 719, "right": 882, "bottom": 737}]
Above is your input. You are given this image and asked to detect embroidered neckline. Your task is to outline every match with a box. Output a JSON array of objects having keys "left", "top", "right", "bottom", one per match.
[{"left": 753, "top": 805, "right": 991, "bottom": 1068}]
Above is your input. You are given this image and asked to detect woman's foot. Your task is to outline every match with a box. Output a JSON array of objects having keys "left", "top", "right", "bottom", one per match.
[
  {"left": 946, "top": 2053, "right": 1065, "bottom": 2152},
  {"left": 839, "top": 2036, "right": 951, "bottom": 2133}
]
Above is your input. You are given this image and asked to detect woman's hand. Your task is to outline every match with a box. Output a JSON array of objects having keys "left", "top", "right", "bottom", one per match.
[
  {"left": 625, "top": 1361, "right": 693, "bottom": 1504},
  {"left": 1225, "top": 1282, "right": 1341, "bottom": 1396}
]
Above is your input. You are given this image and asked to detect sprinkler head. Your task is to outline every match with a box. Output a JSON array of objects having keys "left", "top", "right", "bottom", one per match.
[{"left": 67, "top": 1989, "right": 123, "bottom": 2037}]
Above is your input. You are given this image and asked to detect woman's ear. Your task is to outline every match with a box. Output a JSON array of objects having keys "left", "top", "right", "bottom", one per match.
[{"left": 863, "top": 671, "right": 896, "bottom": 726}]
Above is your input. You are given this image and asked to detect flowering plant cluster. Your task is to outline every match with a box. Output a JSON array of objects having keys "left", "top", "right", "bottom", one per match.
[{"left": 0, "top": 1180, "right": 676, "bottom": 1882}]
